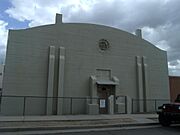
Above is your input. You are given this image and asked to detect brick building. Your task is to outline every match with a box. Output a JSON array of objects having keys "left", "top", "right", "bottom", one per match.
[{"left": 169, "top": 76, "right": 180, "bottom": 101}]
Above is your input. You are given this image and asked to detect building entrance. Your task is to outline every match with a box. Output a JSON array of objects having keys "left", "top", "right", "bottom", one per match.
[{"left": 97, "top": 85, "right": 115, "bottom": 114}]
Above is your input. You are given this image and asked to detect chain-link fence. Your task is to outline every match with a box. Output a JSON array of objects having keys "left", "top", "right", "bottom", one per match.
[
  {"left": 0, "top": 95, "right": 171, "bottom": 115},
  {"left": 132, "top": 99, "right": 170, "bottom": 113},
  {"left": 0, "top": 95, "right": 127, "bottom": 116},
  {"left": 115, "top": 95, "right": 127, "bottom": 114}
]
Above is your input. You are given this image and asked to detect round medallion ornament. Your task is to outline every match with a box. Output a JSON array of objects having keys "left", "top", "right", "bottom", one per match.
[{"left": 98, "top": 39, "right": 110, "bottom": 51}]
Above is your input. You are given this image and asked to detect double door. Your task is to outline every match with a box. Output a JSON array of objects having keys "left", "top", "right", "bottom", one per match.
[{"left": 97, "top": 85, "right": 115, "bottom": 114}]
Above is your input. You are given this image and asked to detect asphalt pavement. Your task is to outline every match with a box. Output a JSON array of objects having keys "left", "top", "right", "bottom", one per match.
[{"left": 55, "top": 125, "right": 180, "bottom": 135}]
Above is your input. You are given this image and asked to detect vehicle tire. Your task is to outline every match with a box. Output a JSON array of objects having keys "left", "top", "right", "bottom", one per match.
[{"left": 158, "top": 113, "right": 171, "bottom": 126}]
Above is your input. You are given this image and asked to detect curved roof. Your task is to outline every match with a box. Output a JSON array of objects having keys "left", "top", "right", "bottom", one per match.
[{"left": 10, "top": 22, "right": 165, "bottom": 52}]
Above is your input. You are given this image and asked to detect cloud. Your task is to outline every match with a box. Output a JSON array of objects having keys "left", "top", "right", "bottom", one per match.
[
  {"left": 5, "top": 0, "right": 61, "bottom": 27},
  {"left": 5, "top": 0, "right": 93, "bottom": 27},
  {"left": 0, "top": 20, "right": 8, "bottom": 64},
  {"left": 4, "top": 0, "right": 180, "bottom": 75},
  {"left": 168, "top": 60, "right": 180, "bottom": 76}
]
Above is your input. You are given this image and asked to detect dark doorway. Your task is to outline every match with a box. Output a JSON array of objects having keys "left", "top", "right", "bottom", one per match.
[{"left": 97, "top": 85, "right": 115, "bottom": 114}]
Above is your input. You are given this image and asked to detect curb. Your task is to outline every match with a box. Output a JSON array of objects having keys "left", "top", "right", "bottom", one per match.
[{"left": 0, "top": 122, "right": 159, "bottom": 132}]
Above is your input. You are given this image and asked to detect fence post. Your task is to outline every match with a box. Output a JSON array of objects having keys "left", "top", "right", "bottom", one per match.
[
  {"left": 70, "top": 97, "right": 73, "bottom": 115},
  {"left": 23, "top": 96, "right": 26, "bottom": 116},
  {"left": 154, "top": 99, "right": 157, "bottom": 112},
  {"left": 125, "top": 96, "right": 127, "bottom": 114},
  {"left": 131, "top": 98, "right": 133, "bottom": 114}
]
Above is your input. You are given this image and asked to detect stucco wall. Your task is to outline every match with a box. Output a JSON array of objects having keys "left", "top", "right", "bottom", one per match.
[
  {"left": 1, "top": 21, "right": 170, "bottom": 115},
  {"left": 0, "top": 64, "right": 4, "bottom": 91}
]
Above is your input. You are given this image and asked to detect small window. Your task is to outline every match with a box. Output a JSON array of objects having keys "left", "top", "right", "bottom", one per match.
[{"left": 98, "top": 39, "right": 110, "bottom": 51}]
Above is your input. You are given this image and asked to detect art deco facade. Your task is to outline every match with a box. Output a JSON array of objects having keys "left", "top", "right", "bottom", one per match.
[{"left": 1, "top": 14, "right": 170, "bottom": 115}]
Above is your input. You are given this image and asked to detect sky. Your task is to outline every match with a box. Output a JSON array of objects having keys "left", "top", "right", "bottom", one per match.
[{"left": 0, "top": 0, "right": 180, "bottom": 76}]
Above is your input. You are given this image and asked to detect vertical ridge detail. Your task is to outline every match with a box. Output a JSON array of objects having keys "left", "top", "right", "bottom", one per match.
[
  {"left": 136, "top": 56, "right": 144, "bottom": 112},
  {"left": 46, "top": 46, "right": 55, "bottom": 115},
  {"left": 57, "top": 47, "right": 65, "bottom": 115},
  {"left": 142, "top": 56, "right": 148, "bottom": 112}
]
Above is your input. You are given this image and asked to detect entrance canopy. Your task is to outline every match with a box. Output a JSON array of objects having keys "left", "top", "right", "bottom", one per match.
[{"left": 96, "top": 80, "right": 119, "bottom": 85}]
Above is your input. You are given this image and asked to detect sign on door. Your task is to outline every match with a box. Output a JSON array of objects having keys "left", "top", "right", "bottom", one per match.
[{"left": 100, "top": 99, "right": 106, "bottom": 108}]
